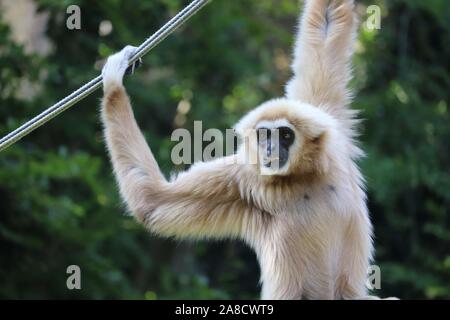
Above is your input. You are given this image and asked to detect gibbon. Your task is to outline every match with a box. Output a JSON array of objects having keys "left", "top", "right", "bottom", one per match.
[{"left": 100, "top": 0, "right": 374, "bottom": 299}]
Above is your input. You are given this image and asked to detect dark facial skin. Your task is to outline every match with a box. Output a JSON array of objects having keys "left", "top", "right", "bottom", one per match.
[{"left": 257, "top": 126, "right": 295, "bottom": 169}]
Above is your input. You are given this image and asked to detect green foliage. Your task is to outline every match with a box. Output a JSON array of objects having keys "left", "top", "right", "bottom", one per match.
[{"left": 0, "top": 0, "right": 448, "bottom": 299}]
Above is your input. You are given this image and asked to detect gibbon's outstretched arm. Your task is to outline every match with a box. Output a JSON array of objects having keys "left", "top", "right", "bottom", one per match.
[
  {"left": 286, "top": 0, "right": 356, "bottom": 119},
  {"left": 101, "top": 47, "right": 256, "bottom": 240}
]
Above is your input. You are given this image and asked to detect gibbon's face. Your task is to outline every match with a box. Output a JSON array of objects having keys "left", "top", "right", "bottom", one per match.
[
  {"left": 235, "top": 98, "right": 336, "bottom": 177},
  {"left": 255, "top": 119, "right": 298, "bottom": 174}
]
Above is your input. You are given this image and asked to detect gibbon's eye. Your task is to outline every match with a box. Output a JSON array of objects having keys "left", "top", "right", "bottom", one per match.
[
  {"left": 278, "top": 127, "right": 295, "bottom": 145},
  {"left": 257, "top": 128, "right": 270, "bottom": 142}
]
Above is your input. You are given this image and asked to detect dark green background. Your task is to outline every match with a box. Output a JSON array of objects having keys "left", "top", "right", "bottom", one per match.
[{"left": 0, "top": 0, "right": 449, "bottom": 299}]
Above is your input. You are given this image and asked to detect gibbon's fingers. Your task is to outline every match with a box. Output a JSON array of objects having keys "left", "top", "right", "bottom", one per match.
[
  {"left": 286, "top": 0, "right": 356, "bottom": 116},
  {"left": 125, "top": 57, "right": 143, "bottom": 76}
]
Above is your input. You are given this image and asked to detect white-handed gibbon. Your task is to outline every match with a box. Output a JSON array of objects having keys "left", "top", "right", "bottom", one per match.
[{"left": 100, "top": 0, "right": 375, "bottom": 299}]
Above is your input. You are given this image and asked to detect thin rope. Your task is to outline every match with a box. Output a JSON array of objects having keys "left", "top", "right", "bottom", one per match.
[{"left": 0, "top": 0, "right": 212, "bottom": 152}]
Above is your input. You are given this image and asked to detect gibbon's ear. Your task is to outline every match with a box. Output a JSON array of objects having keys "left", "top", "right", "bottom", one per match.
[
  {"left": 311, "top": 133, "right": 325, "bottom": 145},
  {"left": 298, "top": 115, "right": 330, "bottom": 146},
  {"left": 286, "top": 0, "right": 357, "bottom": 119},
  {"left": 296, "top": 119, "right": 333, "bottom": 158}
]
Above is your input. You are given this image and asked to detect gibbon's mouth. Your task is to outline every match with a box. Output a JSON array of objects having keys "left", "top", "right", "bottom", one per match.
[{"left": 263, "top": 156, "right": 288, "bottom": 169}]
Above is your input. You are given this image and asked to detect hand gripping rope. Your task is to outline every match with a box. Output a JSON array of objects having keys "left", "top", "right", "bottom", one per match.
[{"left": 0, "top": 0, "right": 212, "bottom": 152}]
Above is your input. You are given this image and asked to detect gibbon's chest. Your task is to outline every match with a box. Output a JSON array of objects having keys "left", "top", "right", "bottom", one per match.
[
  {"left": 256, "top": 185, "right": 350, "bottom": 282},
  {"left": 283, "top": 182, "right": 346, "bottom": 220},
  {"left": 256, "top": 183, "right": 354, "bottom": 260}
]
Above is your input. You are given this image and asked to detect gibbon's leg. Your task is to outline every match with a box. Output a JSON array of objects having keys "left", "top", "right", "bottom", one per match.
[
  {"left": 101, "top": 46, "right": 259, "bottom": 240},
  {"left": 286, "top": 0, "right": 356, "bottom": 118}
]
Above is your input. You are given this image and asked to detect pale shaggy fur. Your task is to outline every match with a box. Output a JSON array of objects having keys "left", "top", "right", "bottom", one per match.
[{"left": 100, "top": 0, "right": 374, "bottom": 299}]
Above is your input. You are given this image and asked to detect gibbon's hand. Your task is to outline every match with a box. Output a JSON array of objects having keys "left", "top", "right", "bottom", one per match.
[{"left": 102, "top": 45, "right": 142, "bottom": 91}]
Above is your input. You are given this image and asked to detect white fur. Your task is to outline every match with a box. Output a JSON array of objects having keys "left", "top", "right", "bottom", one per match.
[{"left": 102, "top": 45, "right": 137, "bottom": 89}]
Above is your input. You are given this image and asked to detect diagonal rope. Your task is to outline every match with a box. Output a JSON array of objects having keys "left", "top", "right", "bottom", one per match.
[{"left": 0, "top": 0, "right": 212, "bottom": 152}]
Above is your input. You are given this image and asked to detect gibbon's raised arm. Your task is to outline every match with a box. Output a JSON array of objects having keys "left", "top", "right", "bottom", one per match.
[
  {"left": 286, "top": 0, "right": 356, "bottom": 119},
  {"left": 101, "top": 47, "right": 256, "bottom": 240}
]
